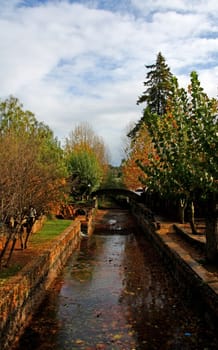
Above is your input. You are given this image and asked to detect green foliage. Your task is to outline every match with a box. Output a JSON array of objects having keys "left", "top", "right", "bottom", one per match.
[
  {"left": 101, "top": 165, "right": 125, "bottom": 189},
  {"left": 0, "top": 95, "right": 67, "bottom": 181},
  {"left": 68, "top": 149, "right": 103, "bottom": 198},
  {"left": 0, "top": 96, "right": 69, "bottom": 265},
  {"left": 137, "top": 52, "right": 173, "bottom": 113},
  {"left": 65, "top": 122, "right": 109, "bottom": 200},
  {"left": 130, "top": 53, "right": 173, "bottom": 139},
  {"left": 138, "top": 71, "right": 218, "bottom": 202},
  {"left": 0, "top": 96, "right": 35, "bottom": 135},
  {"left": 0, "top": 96, "right": 48, "bottom": 138}
]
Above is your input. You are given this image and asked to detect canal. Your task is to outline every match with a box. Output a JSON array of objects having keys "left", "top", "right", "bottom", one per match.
[{"left": 16, "top": 209, "right": 218, "bottom": 350}]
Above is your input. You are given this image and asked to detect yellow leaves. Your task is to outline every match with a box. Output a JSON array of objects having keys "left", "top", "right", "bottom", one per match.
[
  {"left": 65, "top": 122, "right": 109, "bottom": 169},
  {"left": 128, "top": 330, "right": 135, "bottom": 336},
  {"left": 123, "top": 289, "right": 135, "bottom": 296},
  {"left": 122, "top": 123, "right": 156, "bottom": 190},
  {"left": 75, "top": 338, "right": 85, "bottom": 345},
  {"left": 112, "top": 333, "right": 123, "bottom": 340}
]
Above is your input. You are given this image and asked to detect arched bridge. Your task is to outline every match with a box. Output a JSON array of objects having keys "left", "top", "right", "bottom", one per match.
[{"left": 91, "top": 188, "right": 143, "bottom": 202}]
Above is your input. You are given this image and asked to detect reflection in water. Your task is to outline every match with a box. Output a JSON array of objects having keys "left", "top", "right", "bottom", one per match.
[{"left": 16, "top": 210, "right": 218, "bottom": 350}]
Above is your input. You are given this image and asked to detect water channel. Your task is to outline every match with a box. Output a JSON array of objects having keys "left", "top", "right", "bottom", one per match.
[{"left": 16, "top": 209, "right": 218, "bottom": 350}]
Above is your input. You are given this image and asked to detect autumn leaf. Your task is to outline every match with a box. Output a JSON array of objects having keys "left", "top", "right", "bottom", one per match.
[
  {"left": 113, "top": 333, "right": 123, "bottom": 340},
  {"left": 75, "top": 338, "right": 84, "bottom": 344}
]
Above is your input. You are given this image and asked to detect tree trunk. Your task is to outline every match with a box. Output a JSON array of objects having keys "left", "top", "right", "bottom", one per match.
[
  {"left": 178, "top": 198, "right": 187, "bottom": 224},
  {"left": 0, "top": 231, "right": 13, "bottom": 266},
  {"left": 205, "top": 196, "right": 218, "bottom": 263},
  {"left": 187, "top": 201, "right": 198, "bottom": 235},
  {"left": 5, "top": 237, "right": 17, "bottom": 267},
  {"left": 24, "top": 220, "right": 34, "bottom": 249}
]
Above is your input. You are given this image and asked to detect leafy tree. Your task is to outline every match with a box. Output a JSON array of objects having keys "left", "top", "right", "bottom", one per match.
[
  {"left": 0, "top": 96, "right": 67, "bottom": 266},
  {"left": 65, "top": 122, "right": 109, "bottom": 169},
  {"left": 137, "top": 78, "right": 192, "bottom": 220},
  {"left": 67, "top": 149, "right": 103, "bottom": 200},
  {"left": 122, "top": 123, "right": 155, "bottom": 190},
  {"left": 137, "top": 73, "right": 218, "bottom": 261},
  {"left": 0, "top": 95, "right": 41, "bottom": 136},
  {"left": 101, "top": 165, "right": 124, "bottom": 189},
  {"left": 65, "top": 122, "right": 109, "bottom": 200},
  {"left": 186, "top": 72, "right": 218, "bottom": 260}
]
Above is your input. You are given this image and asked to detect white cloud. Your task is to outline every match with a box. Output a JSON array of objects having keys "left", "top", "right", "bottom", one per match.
[{"left": 0, "top": 0, "right": 218, "bottom": 164}]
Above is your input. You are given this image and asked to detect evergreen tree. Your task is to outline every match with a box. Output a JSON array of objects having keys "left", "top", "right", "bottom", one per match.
[
  {"left": 129, "top": 53, "right": 173, "bottom": 138},
  {"left": 137, "top": 52, "right": 173, "bottom": 114}
]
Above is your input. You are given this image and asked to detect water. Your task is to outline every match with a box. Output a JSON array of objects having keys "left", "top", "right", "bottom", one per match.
[{"left": 16, "top": 209, "right": 218, "bottom": 350}]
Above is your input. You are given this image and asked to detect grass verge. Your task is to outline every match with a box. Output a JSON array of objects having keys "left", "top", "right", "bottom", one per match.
[
  {"left": 31, "top": 219, "right": 72, "bottom": 245},
  {"left": 0, "top": 219, "right": 72, "bottom": 280}
]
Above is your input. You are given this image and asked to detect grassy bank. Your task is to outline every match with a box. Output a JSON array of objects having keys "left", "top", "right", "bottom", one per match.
[
  {"left": 0, "top": 219, "right": 73, "bottom": 280},
  {"left": 31, "top": 219, "right": 72, "bottom": 245}
]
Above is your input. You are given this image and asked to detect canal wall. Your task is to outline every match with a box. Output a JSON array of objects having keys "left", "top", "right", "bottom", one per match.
[
  {"left": 75, "top": 207, "right": 96, "bottom": 236},
  {"left": 130, "top": 201, "right": 218, "bottom": 322},
  {"left": 0, "top": 220, "right": 81, "bottom": 350}
]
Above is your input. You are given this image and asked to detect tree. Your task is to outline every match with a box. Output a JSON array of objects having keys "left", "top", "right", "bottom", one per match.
[
  {"left": 65, "top": 122, "right": 109, "bottom": 200},
  {"left": 137, "top": 52, "right": 173, "bottom": 113},
  {"left": 137, "top": 78, "right": 192, "bottom": 221},
  {"left": 0, "top": 95, "right": 44, "bottom": 137},
  {"left": 186, "top": 72, "right": 218, "bottom": 260},
  {"left": 65, "top": 122, "right": 109, "bottom": 169},
  {"left": 137, "top": 73, "right": 218, "bottom": 261},
  {"left": 0, "top": 96, "right": 67, "bottom": 266},
  {"left": 122, "top": 123, "right": 155, "bottom": 191},
  {"left": 67, "top": 149, "right": 103, "bottom": 200},
  {"left": 129, "top": 52, "right": 173, "bottom": 139},
  {"left": 100, "top": 165, "right": 124, "bottom": 189}
]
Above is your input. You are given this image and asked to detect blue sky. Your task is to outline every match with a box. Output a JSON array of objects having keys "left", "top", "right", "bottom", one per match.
[{"left": 0, "top": 0, "right": 218, "bottom": 164}]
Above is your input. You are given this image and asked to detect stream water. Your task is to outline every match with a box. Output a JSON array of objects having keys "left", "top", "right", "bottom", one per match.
[{"left": 16, "top": 209, "right": 218, "bottom": 350}]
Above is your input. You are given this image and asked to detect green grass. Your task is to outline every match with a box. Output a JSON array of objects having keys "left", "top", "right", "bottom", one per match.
[
  {"left": 31, "top": 219, "right": 72, "bottom": 245},
  {"left": 0, "top": 219, "right": 73, "bottom": 282}
]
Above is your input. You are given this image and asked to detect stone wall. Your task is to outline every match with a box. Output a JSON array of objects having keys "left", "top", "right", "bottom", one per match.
[
  {"left": 0, "top": 220, "right": 81, "bottom": 350},
  {"left": 130, "top": 201, "right": 159, "bottom": 232},
  {"left": 75, "top": 208, "right": 96, "bottom": 236},
  {"left": 31, "top": 215, "right": 46, "bottom": 234},
  {"left": 130, "top": 201, "right": 218, "bottom": 322}
]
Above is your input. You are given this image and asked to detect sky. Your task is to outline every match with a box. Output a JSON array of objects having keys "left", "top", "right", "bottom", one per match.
[{"left": 0, "top": 0, "right": 218, "bottom": 165}]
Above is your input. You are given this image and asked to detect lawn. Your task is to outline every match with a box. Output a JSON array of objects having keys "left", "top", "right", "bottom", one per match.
[
  {"left": 0, "top": 219, "right": 73, "bottom": 281},
  {"left": 31, "top": 219, "right": 72, "bottom": 245}
]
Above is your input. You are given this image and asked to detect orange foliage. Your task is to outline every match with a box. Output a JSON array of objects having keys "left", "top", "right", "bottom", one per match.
[{"left": 122, "top": 124, "right": 156, "bottom": 190}]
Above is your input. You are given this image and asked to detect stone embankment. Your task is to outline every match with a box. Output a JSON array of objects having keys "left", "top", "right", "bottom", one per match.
[
  {"left": 0, "top": 220, "right": 81, "bottom": 350},
  {"left": 131, "top": 201, "right": 218, "bottom": 322},
  {"left": 0, "top": 206, "right": 96, "bottom": 350}
]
